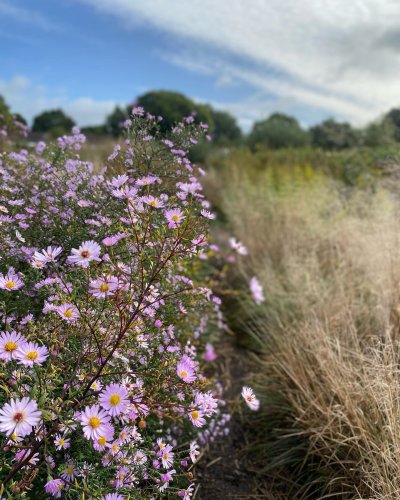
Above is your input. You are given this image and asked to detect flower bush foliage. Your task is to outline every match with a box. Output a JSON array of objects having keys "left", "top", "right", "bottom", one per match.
[{"left": 0, "top": 110, "right": 233, "bottom": 498}]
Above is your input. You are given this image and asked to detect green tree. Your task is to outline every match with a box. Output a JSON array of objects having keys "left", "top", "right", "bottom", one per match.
[
  {"left": 383, "top": 108, "right": 400, "bottom": 141},
  {"left": 209, "top": 109, "right": 242, "bottom": 144},
  {"left": 32, "top": 109, "right": 75, "bottom": 134},
  {"left": 0, "top": 95, "right": 10, "bottom": 118},
  {"left": 363, "top": 120, "right": 396, "bottom": 147},
  {"left": 136, "top": 91, "right": 214, "bottom": 134},
  {"left": 310, "top": 119, "right": 358, "bottom": 150},
  {"left": 105, "top": 106, "right": 127, "bottom": 137},
  {"left": 248, "top": 113, "right": 309, "bottom": 150},
  {"left": 81, "top": 125, "right": 107, "bottom": 136}
]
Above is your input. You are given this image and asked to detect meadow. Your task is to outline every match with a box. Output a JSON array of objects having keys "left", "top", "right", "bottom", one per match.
[{"left": 208, "top": 148, "right": 400, "bottom": 498}]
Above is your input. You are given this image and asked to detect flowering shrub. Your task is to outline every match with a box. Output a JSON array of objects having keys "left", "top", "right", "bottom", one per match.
[{"left": 0, "top": 111, "right": 232, "bottom": 498}]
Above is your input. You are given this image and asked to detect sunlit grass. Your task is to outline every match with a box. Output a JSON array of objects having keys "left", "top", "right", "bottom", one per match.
[{"left": 211, "top": 158, "right": 400, "bottom": 498}]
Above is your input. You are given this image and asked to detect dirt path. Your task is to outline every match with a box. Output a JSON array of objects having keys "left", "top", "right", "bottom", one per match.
[{"left": 194, "top": 334, "right": 266, "bottom": 499}]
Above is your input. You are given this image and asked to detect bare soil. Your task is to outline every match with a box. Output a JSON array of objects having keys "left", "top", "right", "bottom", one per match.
[{"left": 194, "top": 334, "right": 268, "bottom": 500}]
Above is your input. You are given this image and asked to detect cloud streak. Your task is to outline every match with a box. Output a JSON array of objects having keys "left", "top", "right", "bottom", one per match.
[{"left": 79, "top": 0, "right": 400, "bottom": 124}]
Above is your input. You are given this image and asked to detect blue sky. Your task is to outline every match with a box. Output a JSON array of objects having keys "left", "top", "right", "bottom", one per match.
[{"left": 1, "top": 0, "right": 399, "bottom": 129}]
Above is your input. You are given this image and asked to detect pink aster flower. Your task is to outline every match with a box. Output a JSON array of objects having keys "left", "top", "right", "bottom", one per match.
[
  {"left": 80, "top": 405, "right": 111, "bottom": 440},
  {"left": 159, "top": 469, "right": 176, "bottom": 492},
  {"left": 179, "top": 484, "right": 195, "bottom": 499},
  {"left": 249, "top": 276, "right": 265, "bottom": 305},
  {"left": 136, "top": 175, "right": 160, "bottom": 186},
  {"left": 61, "top": 462, "right": 77, "bottom": 481},
  {"left": 54, "top": 433, "right": 70, "bottom": 450},
  {"left": 0, "top": 331, "right": 27, "bottom": 361},
  {"left": 108, "top": 174, "right": 129, "bottom": 188},
  {"left": 31, "top": 259, "right": 46, "bottom": 270},
  {"left": 241, "top": 386, "right": 260, "bottom": 411},
  {"left": 188, "top": 409, "right": 206, "bottom": 428},
  {"left": 0, "top": 268, "right": 23, "bottom": 291},
  {"left": 15, "top": 341, "right": 48, "bottom": 367},
  {"left": 93, "top": 423, "right": 115, "bottom": 451},
  {"left": 32, "top": 246, "right": 62, "bottom": 265},
  {"left": 99, "top": 383, "right": 129, "bottom": 417},
  {"left": 176, "top": 359, "right": 196, "bottom": 383},
  {"left": 133, "top": 450, "right": 147, "bottom": 465},
  {"left": 160, "top": 444, "right": 174, "bottom": 468},
  {"left": 195, "top": 391, "right": 218, "bottom": 417},
  {"left": 67, "top": 240, "right": 101, "bottom": 268},
  {"left": 44, "top": 479, "right": 66, "bottom": 498},
  {"left": 142, "top": 195, "right": 164, "bottom": 208},
  {"left": 0, "top": 397, "right": 41, "bottom": 437},
  {"left": 200, "top": 209, "right": 216, "bottom": 220},
  {"left": 203, "top": 343, "right": 217, "bottom": 362},
  {"left": 14, "top": 449, "right": 39, "bottom": 467},
  {"left": 102, "top": 233, "right": 126, "bottom": 247},
  {"left": 56, "top": 303, "right": 80, "bottom": 322},
  {"left": 103, "top": 493, "right": 125, "bottom": 500},
  {"left": 164, "top": 208, "right": 185, "bottom": 228},
  {"left": 189, "top": 441, "right": 200, "bottom": 463},
  {"left": 89, "top": 276, "right": 119, "bottom": 298},
  {"left": 229, "top": 237, "right": 248, "bottom": 256}
]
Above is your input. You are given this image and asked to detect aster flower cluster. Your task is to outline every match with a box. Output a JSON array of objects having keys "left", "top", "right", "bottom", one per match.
[{"left": 0, "top": 111, "right": 232, "bottom": 497}]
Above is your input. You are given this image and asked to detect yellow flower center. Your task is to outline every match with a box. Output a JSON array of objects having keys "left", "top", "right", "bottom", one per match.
[
  {"left": 89, "top": 416, "right": 101, "bottom": 429},
  {"left": 26, "top": 351, "right": 38, "bottom": 360},
  {"left": 66, "top": 466, "right": 73, "bottom": 474},
  {"left": 109, "top": 394, "right": 121, "bottom": 406},
  {"left": 10, "top": 432, "right": 18, "bottom": 441},
  {"left": 112, "top": 444, "right": 119, "bottom": 453},
  {"left": 5, "top": 341, "right": 17, "bottom": 352},
  {"left": 97, "top": 435, "right": 107, "bottom": 446},
  {"left": 58, "top": 438, "right": 65, "bottom": 446},
  {"left": 99, "top": 283, "right": 109, "bottom": 292},
  {"left": 172, "top": 214, "right": 180, "bottom": 221},
  {"left": 180, "top": 370, "right": 188, "bottom": 377},
  {"left": 150, "top": 200, "right": 157, "bottom": 207},
  {"left": 5, "top": 281, "right": 15, "bottom": 289},
  {"left": 191, "top": 410, "right": 199, "bottom": 420},
  {"left": 63, "top": 309, "right": 73, "bottom": 318}
]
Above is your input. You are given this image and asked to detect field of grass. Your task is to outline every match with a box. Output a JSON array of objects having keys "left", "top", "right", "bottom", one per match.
[{"left": 207, "top": 149, "right": 400, "bottom": 498}]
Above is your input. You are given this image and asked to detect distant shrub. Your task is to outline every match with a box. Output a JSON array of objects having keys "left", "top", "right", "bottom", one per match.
[
  {"left": 105, "top": 106, "right": 128, "bottom": 137},
  {"left": 136, "top": 91, "right": 214, "bottom": 135},
  {"left": 32, "top": 109, "right": 75, "bottom": 135},
  {"left": 310, "top": 118, "right": 359, "bottom": 150},
  {"left": 248, "top": 113, "right": 310, "bottom": 150}
]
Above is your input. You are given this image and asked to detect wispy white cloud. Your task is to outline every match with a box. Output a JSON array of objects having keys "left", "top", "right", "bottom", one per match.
[
  {"left": 0, "top": 76, "right": 118, "bottom": 126},
  {"left": 79, "top": 0, "right": 400, "bottom": 125},
  {"left": 0, "top": 0, "right": 58, "bottom": 31}
]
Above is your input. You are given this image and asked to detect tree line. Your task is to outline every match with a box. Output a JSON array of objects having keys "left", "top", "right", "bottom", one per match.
[{"left": 3, "top": 90, "right": 400, "bottom": 150}]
